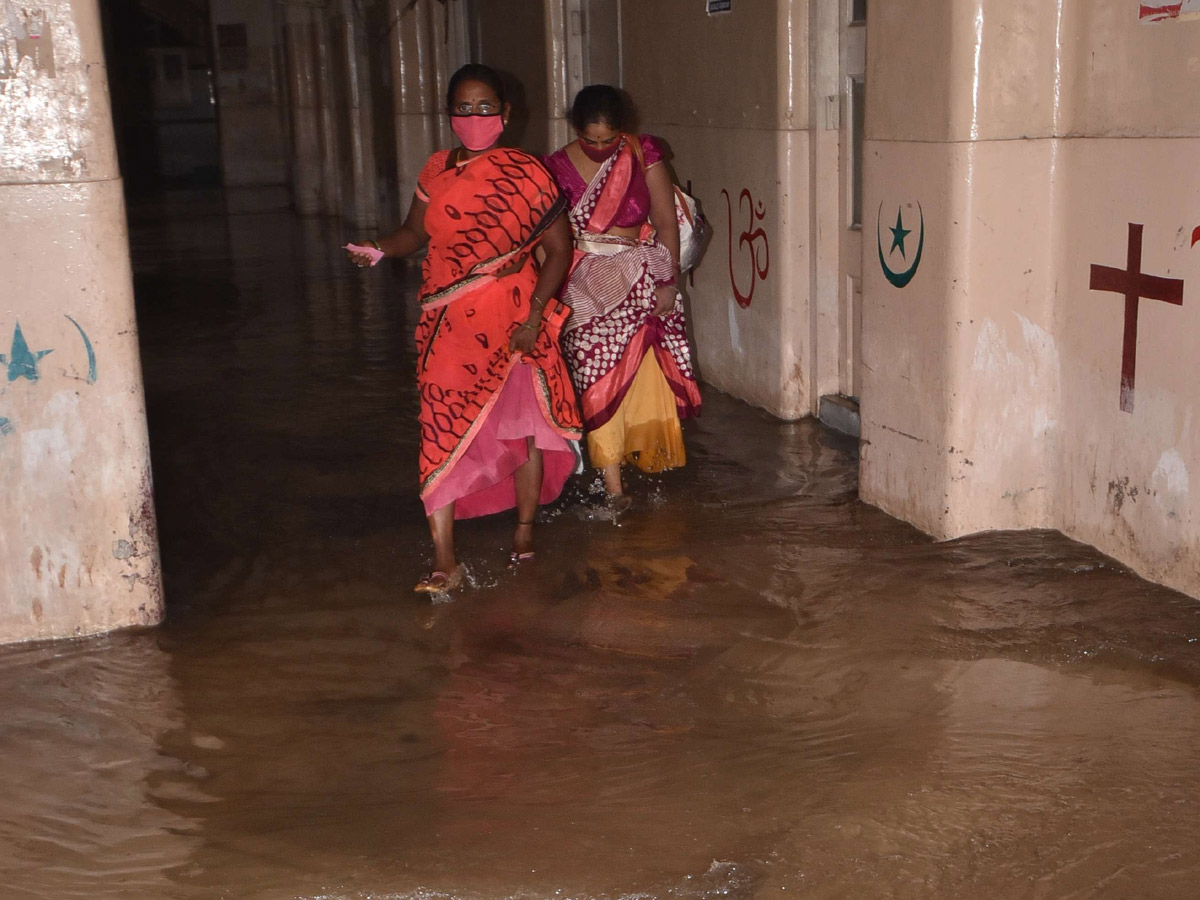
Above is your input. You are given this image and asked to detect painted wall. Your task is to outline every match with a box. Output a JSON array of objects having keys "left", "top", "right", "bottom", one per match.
[
  {"left": 474, "top": 0, "right": 550, "bottom": 153},
  {"left": 860, "top": 0, "right": 1200, "bottom": 597},
  {"left": 0, "top": 0, "right": 163, "bottom": 643},
  {"left": 620, "top": 0, "right": 814, "bottom": 420}
]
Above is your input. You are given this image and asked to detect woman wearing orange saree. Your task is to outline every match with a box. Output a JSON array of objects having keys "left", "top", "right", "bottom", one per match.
[
  {"left": 543, "top": 86, "right": 701, "bottom": 512},
  {"left": 348, "top": 65, "right": 581, "bottom": 593}
]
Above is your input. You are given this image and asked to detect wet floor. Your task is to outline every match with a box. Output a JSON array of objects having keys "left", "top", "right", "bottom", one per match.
[{"left": 3, "top": 191, "right": 1200, "bottom": 900}]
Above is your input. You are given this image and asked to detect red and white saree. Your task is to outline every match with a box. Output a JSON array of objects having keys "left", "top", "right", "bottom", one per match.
[{"left": 542, "top": 135, "right": 701, "bottom": 473}]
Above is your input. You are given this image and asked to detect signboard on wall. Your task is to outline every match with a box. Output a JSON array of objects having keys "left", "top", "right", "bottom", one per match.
[
  {"left": 1139, "top": 1, "right": 1200, "bottom": 22},
  {"left": 707, "top": 0, "right": 732, "bottom": 14}
]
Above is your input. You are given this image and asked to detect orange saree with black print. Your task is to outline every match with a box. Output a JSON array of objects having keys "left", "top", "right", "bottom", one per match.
[{"left": 414, "top": 147, "right": 582, "bottom": 519}]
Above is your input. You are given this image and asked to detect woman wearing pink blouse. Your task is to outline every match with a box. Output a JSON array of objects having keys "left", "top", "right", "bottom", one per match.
[{"left": 542, "top": 86, "right": 701, "bottom": 512}]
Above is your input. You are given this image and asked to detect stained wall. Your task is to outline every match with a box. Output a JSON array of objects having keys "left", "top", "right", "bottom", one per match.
[
  {"left": 620, "top": 0, "right": 815, "bottom": 419},
  {"left": 0, "top": 0, "right": 163, "bottom": 642},
  {"left": 860, "top": 0, "right": 1200, "bottom": 596}
]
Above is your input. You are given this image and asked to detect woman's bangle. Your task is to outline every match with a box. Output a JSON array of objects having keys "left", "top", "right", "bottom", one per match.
[
  {"left": 531, "top": 294, "right": 548, "bottom": 309},
  {"left": 518, "top": 321, "right": 539, "bottom": 332},
  {"left": 369, "top": 239, "right": 383, "bottom": 252}
]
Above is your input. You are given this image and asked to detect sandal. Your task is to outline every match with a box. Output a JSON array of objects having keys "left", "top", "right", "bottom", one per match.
[
  {"left": 414, "top": 566, "right": 463, "bottom": 594},
  {"left": 511, "top": 518, "right": 536, "bottom": 564}
]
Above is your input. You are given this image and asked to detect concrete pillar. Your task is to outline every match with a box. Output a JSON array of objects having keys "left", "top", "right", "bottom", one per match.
[
  {"left": 427, "top": 0, "right": 455, "bottom": 151},
  {"left": 805, "top": 0, "right": 841, "bottom": 414},
  {"left": 312, "top": 12, "right": 342, "bottom": 215},
  {"left": 860, "top": 0, "right": 1063, "bottom": 539},
  {"left": 0, "top": 0, "right": 162, "bottom": 643},
  {"left": 543, "top": 0, "right": 571, "bottom": 152},
  {"left": 283, "top": 6, "right": 322, "bottom": 215},
  {"left": 334, "top": 0, "right": 379, "bottom": 229},
  {"left": 388, "top": 0, "right": 437, "bottom": 206},
  {"left": 859, "top": 0, "right": 1200, "bottom": 599},
  {"left": 324, "top": 3, "right": 374, "bottom": 230}
]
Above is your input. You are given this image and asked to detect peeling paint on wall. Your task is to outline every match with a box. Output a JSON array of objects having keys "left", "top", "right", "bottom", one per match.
[
  {"left": 0, "top": 2, "right": 89, "bottom": 178},
  {"left": 727, "top": 300, "right": 743, "bottom": 356},
  {"left": 1153, "top": 448, "right": 1190, "bottom": 496},
  {"left": 971, "top": 319, "right": 1019, "bottom": 374},
  {"left": 1139, "top": 1, "right": 1200, "bottom": 23},
  {"left": 1, "top": 6, "right": 55, "bottom": 76}
]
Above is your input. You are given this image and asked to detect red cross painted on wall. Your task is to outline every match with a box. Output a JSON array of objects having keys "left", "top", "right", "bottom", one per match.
[{"left": 1088, "top": 223, "right": 1184, "bottom": 413}]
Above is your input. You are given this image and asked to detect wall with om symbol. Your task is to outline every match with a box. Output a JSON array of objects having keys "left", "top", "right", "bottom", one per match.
[
  {"left": 621, "top": 0, "right": 819, "bottom": 420},
  {"left": 620, "top": 0, "right": 1200, "bottom": 601}
]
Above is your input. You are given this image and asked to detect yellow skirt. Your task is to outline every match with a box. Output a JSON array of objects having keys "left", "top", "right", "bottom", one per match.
[{"left": 587, "top": 351, "right": 686, "bottom": 473}]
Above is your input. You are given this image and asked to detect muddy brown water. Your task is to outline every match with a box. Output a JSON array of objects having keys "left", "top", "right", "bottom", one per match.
[{"left": 3, "top": 196, "right": 1200, "bottom": 899}]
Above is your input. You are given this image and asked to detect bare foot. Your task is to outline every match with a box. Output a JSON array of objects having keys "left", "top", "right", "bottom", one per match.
[
  {"left": 602, "top": 463, "right": 624, "bottom": 496},
  {"left": 606, "top": 493, "right": 633, "bottom": 516}
]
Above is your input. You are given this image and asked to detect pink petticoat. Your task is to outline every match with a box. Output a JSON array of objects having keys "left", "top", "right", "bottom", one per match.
[{"left": 421, "top": 363, "right": 578, "bottom": 519}]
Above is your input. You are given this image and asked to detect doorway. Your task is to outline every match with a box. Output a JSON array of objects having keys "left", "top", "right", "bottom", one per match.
[
  {"left": 99, "top": 0, "right": 220, "bottom": 194},
  {"left": 837, "top": 0, "right": 866, "bottom": 405},
  {"left": 567, "top": 0, "right": 622, "bottom": 96}
]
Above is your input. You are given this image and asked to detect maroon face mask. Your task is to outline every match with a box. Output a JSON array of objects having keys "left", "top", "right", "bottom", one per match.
[{"left": 577, "top": 138, "right": 620, "bottom": 163}]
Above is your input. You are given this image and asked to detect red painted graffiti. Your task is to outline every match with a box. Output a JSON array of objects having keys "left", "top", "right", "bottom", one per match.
[
  {"left": 1088, "top": 223, "right": 1184, "bottom": 413},
  {"left": 722, "top": 188, "right": 769, "bottom": 308}
]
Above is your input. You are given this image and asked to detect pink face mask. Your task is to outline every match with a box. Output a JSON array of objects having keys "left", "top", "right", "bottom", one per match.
[
  {"left": 451, "top": 114, "right": 504, "bottom": 151},
  {"left": 578, "top": 138, "right": 620, "bottom": 163}
]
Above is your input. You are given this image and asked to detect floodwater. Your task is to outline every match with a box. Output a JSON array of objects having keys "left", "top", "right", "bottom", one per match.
[{"left": 3, "top": 193, "right": 1200, "bottom": 900}]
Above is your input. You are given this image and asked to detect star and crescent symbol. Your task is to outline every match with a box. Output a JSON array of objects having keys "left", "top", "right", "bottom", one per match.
[
  {"left": 878, "top": 202, "right": 925, "bottom": 288},
  {"left": 0, "top": 318, "right": 97, "bottom": 385},
  {"left": 0, "top": 323, "right": 53, "bottom": 382},
  {"left": 0, "top": 318, "right": 98, "bottom": 437}
]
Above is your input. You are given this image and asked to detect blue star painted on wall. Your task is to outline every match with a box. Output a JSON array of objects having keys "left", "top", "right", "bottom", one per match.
[
  {"left": 0, "top": 323, "right": 53, "bottom": 382},
  {"left": 889, "top": 209, "right": 913, "bottom": 258}
]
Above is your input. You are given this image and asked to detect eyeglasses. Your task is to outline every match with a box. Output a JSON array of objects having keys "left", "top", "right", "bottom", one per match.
[{"left": 452, "top": 100, "right": 500, "bottom": 116}]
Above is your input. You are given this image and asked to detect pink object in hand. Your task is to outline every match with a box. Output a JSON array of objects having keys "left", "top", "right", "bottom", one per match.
[{"left": 344, "top": 243, "right": 385, "bottom": 266}]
